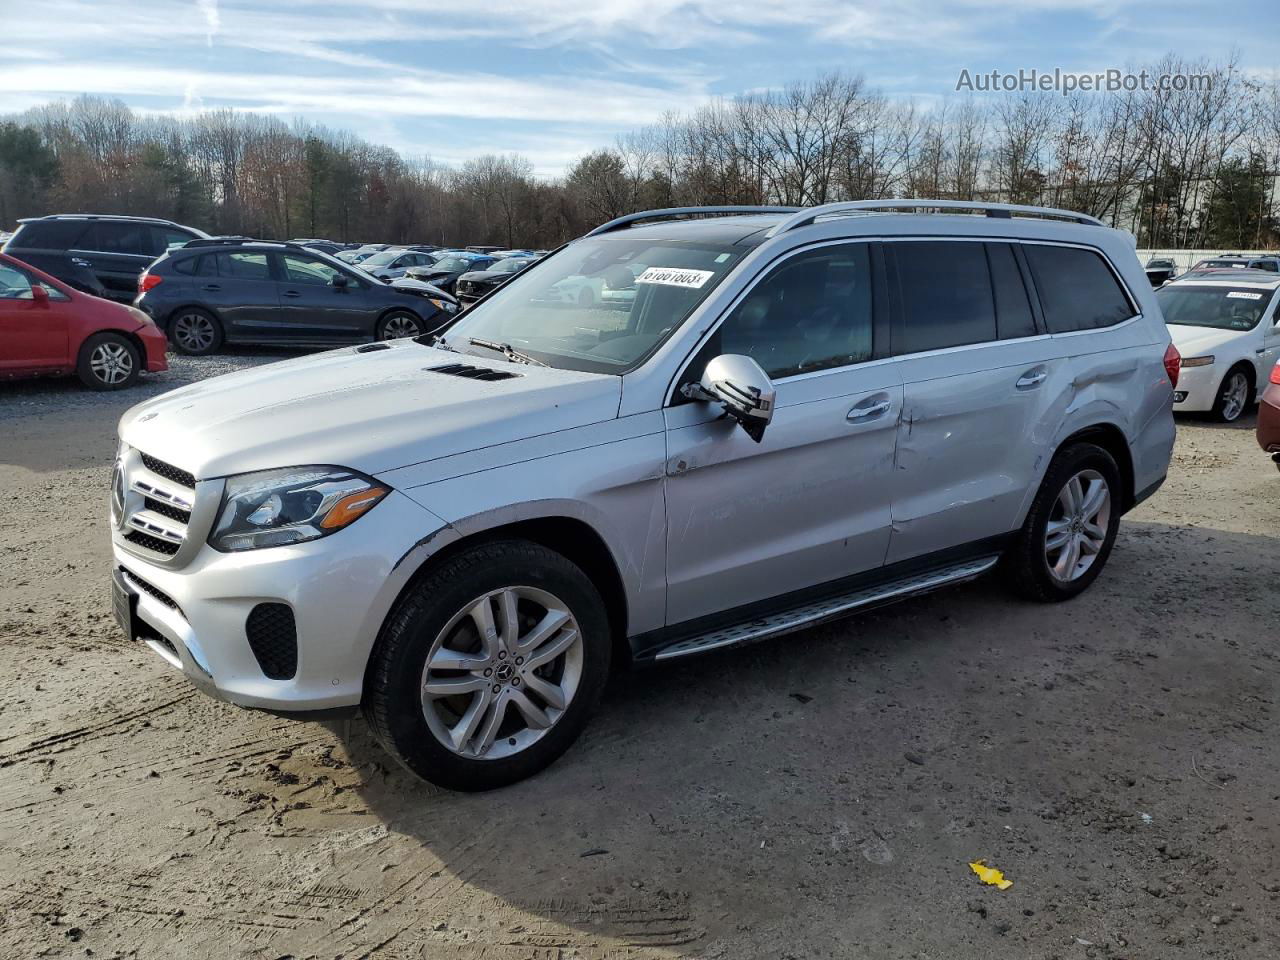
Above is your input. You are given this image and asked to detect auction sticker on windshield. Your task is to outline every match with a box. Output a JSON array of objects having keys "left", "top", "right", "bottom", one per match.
[
  {"left": 635, "top": 267, "right": 715, "bottom": 289},
  {"left": 1227, "top": 291, "right": 1263, "bottom": 299}
]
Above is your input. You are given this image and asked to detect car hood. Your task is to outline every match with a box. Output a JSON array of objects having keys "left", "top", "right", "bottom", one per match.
[
  {"left": 1167, "top": 324, "right": 1251, "bottom": 357},
  {"left": 117, "top": 341, "right": 622, "bottom": 480}
]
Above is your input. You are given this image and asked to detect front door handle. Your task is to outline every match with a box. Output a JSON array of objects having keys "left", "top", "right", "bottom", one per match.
[
  {"left": 847, "top": 399, "right": 891, "bottom": 421},
  {"left": 201, "top": 284, "right": 221, "bottom": 292},
  {"left": 1016, "top": 369, "right": 1048, "bottom": 389},
  {"left": 282, "top": 290, "right": 302, "bottom": 298},
  {"left": 71, "top": 257, "right": 92, "bottom": 268}
]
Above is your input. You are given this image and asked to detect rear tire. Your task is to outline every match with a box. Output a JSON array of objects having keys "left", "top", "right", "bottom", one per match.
[
  {"left": 169, "top": 308, "right": 223, "bottom": 356},
  {"left": 76, "top": 332, "right": 140, "bottom": 390},
  {"left": 1005, "top": 442, "right": 1122, "bottom": 602},
  {"left": 364, "top": 540, "right": 612, "bottom": 791},
  {"left": 1211, "top": 365, "right": 1252, "bottom": 422}
]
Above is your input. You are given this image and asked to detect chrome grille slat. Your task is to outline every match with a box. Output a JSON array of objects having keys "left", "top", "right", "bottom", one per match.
[{"left": 126, "top": 510, "right": 186, "bottom": 543}]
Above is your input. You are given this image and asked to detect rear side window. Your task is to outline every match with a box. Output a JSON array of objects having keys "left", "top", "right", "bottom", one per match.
[
  {"left": 80, "top": 221, "right": 151, "bottom": 256},
  {"left": 214, "top": 252, "right": 271, "bottom": 280},
  {"left": 10, "top": 220, "right": 88, "bottom": 249},
  {"left": 894, "top": 241, "right": 996, "bottom": 354},
  {"left": 1024, "top": 244, "right": 1135, "bottom": 333},
  {"left": 987, "top": 243, "right": 1037, "bottom": 340},
  {"left": 170, "top": 256, "right": 197, "bottom": 275}
]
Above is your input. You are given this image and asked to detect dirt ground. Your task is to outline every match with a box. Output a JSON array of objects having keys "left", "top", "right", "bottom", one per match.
[{"left": 1, "top": 354, "right": 1278, "bottom": 960}]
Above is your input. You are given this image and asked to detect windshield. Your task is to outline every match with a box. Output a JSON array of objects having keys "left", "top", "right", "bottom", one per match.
[
  {"left": 432, "top": 257, "right": 472, "bottom": 272},
  {"left": 439, "top": 236, "right": 747, "bottom": 374},
  {"left": 491, "top": 258, "right": 530, "bottom": 274},
  {"left": 360, "top": 250, "right": 404, "bottom": 267},
  {"left": 1157, "top": 286, "right": 1272, "bottom": 330}
]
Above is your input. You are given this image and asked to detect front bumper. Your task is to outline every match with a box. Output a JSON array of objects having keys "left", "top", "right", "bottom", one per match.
[
  {"left": 1172, "top": 363, "right": 1221, "bottom": 412},
  {"left": 136, "top": 323, "right": 169, "bottom": 372},
  {"left": 111, "top": 489, "right": 455, "bottom": 711}
]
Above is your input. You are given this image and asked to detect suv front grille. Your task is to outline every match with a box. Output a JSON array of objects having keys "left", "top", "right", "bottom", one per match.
[{"left": 117, "top": 450, "right": 198, "bottom": 561}]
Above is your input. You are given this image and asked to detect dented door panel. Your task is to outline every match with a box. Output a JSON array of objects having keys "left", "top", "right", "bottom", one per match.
[{"left": 663, "top": 362, "right": 903, "bottom": 625}]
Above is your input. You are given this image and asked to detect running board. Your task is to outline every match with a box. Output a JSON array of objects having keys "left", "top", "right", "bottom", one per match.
[{"left": 653, "top": 555, "right": 1000, "bottom": 661}]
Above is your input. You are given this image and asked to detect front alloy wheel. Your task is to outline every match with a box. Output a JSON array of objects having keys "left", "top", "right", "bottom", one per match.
[
  {"left": 89, "top": 340, "right": 135, "bottom": 386},
  {"left": 379, "top": 313, "right": 422, "bottom": 339},
  {"left": 1216, "top": 369, "right": 1250, "bottom": 422},
  {"left": 364, "top": 539, "right": 610, "bottom": 790},
  {"left": 421, "top": 587, "right": 583, "bottom": 760}
]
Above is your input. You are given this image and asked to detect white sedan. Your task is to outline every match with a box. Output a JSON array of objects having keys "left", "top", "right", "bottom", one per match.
[{"left": 1157, "top": 272, "right": 1280, "bottom": 421}]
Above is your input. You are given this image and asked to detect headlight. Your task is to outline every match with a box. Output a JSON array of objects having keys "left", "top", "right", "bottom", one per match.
[
  {"left": 1182, "top": 355, "right": 1215, "bottom": 367},
  {"left": 429, "top": 298, "right": 457, "bottom": 314},
  {"left": 209, "top": 466, "right": 389, "bottom": 552}
]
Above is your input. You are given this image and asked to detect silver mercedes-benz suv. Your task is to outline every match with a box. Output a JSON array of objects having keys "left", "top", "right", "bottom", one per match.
[{"left": 109, "top": 200, "right": 1178, "bottom": 790}]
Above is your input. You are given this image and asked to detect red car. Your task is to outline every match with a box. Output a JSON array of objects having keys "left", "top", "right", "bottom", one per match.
[
  {"left": 0, "top": 253, "right": 167, "bottom": 390},
  {"left": 1257, "top": 361, "right": 1280, "bottom": 469}
]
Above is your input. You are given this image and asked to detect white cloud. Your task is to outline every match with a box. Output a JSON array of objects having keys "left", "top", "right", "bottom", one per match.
[{"left": 196, "top": 0, "right": 220, "bottom": 47}]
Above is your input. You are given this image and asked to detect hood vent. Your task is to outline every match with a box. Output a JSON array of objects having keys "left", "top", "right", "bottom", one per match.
[
  {"left": 426, "top": 363, "right": 520, "bottom": 382},
  {"left": 356, "top": 342, "right": 392, "bottom": 353}
]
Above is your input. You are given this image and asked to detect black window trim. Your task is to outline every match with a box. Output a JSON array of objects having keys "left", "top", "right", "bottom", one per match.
[
  {"left": 1018, "top": 238, "right": 1142, "bottom": 335},
  {"left": 665, "top": 237, "right": 889, "bottom": 407}
]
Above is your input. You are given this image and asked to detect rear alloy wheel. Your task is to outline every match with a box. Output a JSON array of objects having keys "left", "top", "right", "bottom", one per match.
[
  {"left": 1212, "top": 367, "right": 1251, "bottom": 422},
  {"left": 77, "top": 332, "right": 140, "bottom": 390},
  {"left": 170, "top": 309, "right": 223, "bottom": 356},
  {"left": 1005, "top": 442, "right": 1121, "bottom": 602},
  {"left": 378, "top": 312, "right": 423, "bottom": 340}
]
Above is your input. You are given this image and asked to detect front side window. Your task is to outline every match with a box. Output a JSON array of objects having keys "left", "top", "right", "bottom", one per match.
[
  {"left": 282, "top": 254, "right": 341, "bottom": 285},
  {"left": 440, "top": 236, "right": 748, "bottom": 375},
  {"left": 156, "top": 228, "right": 195, "bottom": 253},
  {"left": 1157, "top": 286, "right": 1272, "bottom": 331},
  {"left": 1024, "top": 244, "right": 1135, "bottom": 333},
  {"left": 702, "top": 243, "right": 873, "bottom": 380},
  {"left": 894, "top": 240, "right": 996, "bottom": 354}
]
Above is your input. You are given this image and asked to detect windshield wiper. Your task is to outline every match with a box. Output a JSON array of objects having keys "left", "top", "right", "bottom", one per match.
[{"left": 468, "top": 337, "right": 548, "bottom": 367}]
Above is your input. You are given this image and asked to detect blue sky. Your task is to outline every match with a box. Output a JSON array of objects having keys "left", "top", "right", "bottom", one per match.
[{"left": 1, "top": 0, "right": 1276, "bottom": 176}]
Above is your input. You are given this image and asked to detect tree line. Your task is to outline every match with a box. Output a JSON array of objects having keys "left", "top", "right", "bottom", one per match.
[{"left": 1, "top": 53, "right": 1277, "bottom": 251}]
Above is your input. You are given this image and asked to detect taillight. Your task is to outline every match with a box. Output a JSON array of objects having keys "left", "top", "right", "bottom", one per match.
[
  {"left": 1270, "top": 363, "right": 1280, "bottom": 386},
  {"left": 139, "top": 273, "right": 163, "bottom": 293},
  {"left": 1163, "top": 343, "right": 1181, "bottom": 387}
]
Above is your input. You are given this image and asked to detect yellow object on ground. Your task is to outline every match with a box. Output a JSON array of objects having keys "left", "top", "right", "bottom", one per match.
[{"left": 969, "top": 860, "right": 1013, "bottom": 890}]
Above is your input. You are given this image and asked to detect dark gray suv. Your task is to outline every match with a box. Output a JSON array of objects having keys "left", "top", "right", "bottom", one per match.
[
  {"left": 2, "top": 214, "right": 208, "bottom": 302},
  {"left": 135, "top": 239, "right": 459, "bottom": 355}
]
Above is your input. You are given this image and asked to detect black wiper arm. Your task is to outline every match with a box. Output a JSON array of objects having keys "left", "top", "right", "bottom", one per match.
[{"left": 468, "top": 337, "right": 548, "bottom": 367}]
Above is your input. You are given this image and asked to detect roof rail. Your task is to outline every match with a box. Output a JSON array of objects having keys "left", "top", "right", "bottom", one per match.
[
  {"left": 20, "top": 213, "right": 188, "bottom": 227},
  {"left": 585, "top": 206, "right": 801, "bottom": 237},
  {"left": 183, "top": 236, "right": 307, "bottom": 251},
  {"left": 764, "top": 199, "right": 1105, "bottom": 236}
]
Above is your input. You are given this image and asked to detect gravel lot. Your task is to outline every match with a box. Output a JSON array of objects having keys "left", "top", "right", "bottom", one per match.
[{"left": 1, "top": 355, "right": 1278, "bottom": 960}]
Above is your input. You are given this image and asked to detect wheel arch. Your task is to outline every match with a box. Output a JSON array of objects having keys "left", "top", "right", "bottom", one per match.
[
  {"left": 378, "top": 515, "right": 632, "bottom": 672},
  {"left": 162, "top": 302, "right": 224, "bottom": 331},
  {"left": 1056, "top": 422, "right": 1136, "bottom": 511}
]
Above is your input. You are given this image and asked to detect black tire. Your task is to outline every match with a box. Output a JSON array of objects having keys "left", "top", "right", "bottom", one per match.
[
  {"left": 76, "top": 332, "right": 141, "bottom": 391},
  {"left": 1211, "top": 364, "right": 1253, "bottom": 423},
  {"left": 1005, "top": 442, "right": 1122, "bottom": 602},
  {"left": 168, "top": 308, "right": 224, "bottom": 356},
  {"left": 376, "top": 311, "right": 424, "bottom": 340},
  {"left": 364, "top": 540, "right": 612, "bottom": 791}
]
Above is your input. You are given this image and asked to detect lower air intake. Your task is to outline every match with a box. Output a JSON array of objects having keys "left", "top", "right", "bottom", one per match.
[{"left": 245, "top": 603, "right": 298, "bottom": 680}]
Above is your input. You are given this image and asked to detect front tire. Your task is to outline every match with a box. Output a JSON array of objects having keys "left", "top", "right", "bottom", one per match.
[
  {"left": 76, "top": 332, "right": 140, "bottom": 390},
  {"left": 1211, "top": 366, "right": 1252, "bottom": 423},
  {"left": 364, "top": 540, "right": 612, "bottom": 791},
  {"left": 377, "top": 311, "right": 423, "bottom": 340},
  {"left": 1006, "top": 442, "right": 1121, "bottom": 602}
]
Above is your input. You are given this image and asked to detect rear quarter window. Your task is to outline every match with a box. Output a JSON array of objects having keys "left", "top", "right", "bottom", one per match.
[
  {"left": 10, "top": 220, "right": 89, "bottom": 250},
  {"left": 1023, "top": 244, "right": 1135, "bottom": 333}
]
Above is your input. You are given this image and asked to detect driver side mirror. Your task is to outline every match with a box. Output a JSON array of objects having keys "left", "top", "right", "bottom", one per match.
[
  {"left": 331, "top": 274, "right": 349, "bottom": 289},
  {"left": 30, "top": 283, "right": 50, "bottom": 305},
  {"left": 683, "top": 354, "right": 776, "bottom": 443}
]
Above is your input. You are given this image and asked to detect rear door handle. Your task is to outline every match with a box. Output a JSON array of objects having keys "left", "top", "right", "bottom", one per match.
[
  {"left": 71, "top": 257, "right": 92, "bottom": 268},
  {"left": 1016, "top": 369, "right": 1048, "bottom": 389},
  {"left": 282, "top": 290, "right": 302, "bottom": 298},
  {"left": 847, "top": 397, "right": 891, "bottom": 421},
  {"left": 201, "top": 284, "right": 221, "bottom": 292}
]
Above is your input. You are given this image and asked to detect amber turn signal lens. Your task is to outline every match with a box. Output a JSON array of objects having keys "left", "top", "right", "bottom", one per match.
[{"left": 320, "top": 486, "right": 389, "bottom": 530}]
